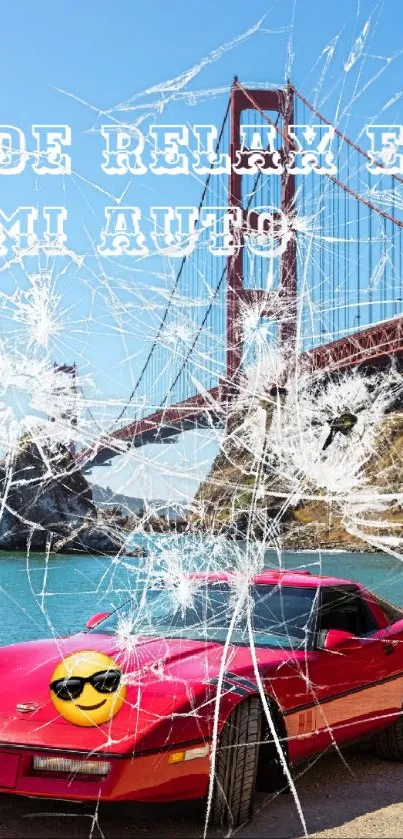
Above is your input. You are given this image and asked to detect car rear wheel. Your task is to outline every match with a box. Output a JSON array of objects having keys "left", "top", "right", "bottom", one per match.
[
  {"left": 374, "top": 713, "right": 403, "bottom": 761},
  {"left": 211, "top": 696, "right": 261, "bottom": 829}
]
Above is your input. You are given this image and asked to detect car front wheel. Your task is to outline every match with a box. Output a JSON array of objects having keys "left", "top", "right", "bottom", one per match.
[
  {"left": 211, "top": 696, "right": 261, "bottom": 828},
  {"left": 374, "top": 713, "right": 403, "bottom": 761}
]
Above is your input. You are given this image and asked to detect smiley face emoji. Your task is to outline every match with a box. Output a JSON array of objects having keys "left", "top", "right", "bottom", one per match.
[{"left": 50, "top": 651, "right": 126, "bottom": 727}]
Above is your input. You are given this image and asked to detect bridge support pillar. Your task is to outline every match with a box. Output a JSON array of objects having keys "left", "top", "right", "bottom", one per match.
[{"left": 226, "top": 79, "right": 297, "bottom": 389}]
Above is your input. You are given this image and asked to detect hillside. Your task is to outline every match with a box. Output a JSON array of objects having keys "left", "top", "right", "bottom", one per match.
[
  {"left": 90, "top": 484, "right": 190, "bottom": 521},
  {"left": 90, "top": 484, "right": 146, "bottom": 515},
  {"left": 195, "top": 390, "right": 403, "bottom": 553}
]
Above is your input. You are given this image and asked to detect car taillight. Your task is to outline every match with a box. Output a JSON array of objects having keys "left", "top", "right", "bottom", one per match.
[{"left": 32, "top": 756, "right": 110, "bottom": 775}]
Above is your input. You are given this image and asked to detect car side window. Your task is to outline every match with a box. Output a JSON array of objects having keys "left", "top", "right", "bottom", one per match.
[
  {"left": 370, "top": 594, "right": 403, "bottom": 626},
  {"left": 317, "top": 587, "right": 378, "bottom": 637}
]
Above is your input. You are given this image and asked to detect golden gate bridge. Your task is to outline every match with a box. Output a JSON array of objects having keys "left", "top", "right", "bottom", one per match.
[{"left": 74, "top": 79, "right": 403, "bottom": 470}]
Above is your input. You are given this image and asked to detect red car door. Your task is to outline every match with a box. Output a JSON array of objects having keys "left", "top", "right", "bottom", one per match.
[{"left": 304, "top": 586, "right": 403, "bottom": 752}]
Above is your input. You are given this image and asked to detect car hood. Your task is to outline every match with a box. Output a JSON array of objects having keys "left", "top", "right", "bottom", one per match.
[{"left": 0, "top": 632, "right": 289, "bottom": 754}]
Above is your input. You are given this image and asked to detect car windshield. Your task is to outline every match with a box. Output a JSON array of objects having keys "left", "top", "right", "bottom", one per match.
[{"left": 92, "top": 582, "right": 317, "bottom": 649}]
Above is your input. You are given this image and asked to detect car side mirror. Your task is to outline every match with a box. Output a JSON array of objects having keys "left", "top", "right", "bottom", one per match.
[
  {"left": 320, "top": 628, "right": 362, "bottom": 652},
  {"left": 86, "top": 612, "right": 110, "bottom": 630}
]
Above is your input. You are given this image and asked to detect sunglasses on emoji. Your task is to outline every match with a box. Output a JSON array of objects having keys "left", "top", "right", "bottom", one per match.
[{"left": 50, "top": 669, "right": 122, "bottom": 701}]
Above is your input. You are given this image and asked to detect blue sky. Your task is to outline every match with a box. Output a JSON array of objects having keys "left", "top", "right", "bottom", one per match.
[{"left": 1, "top": 0, "right": 403, "bottom": 499}]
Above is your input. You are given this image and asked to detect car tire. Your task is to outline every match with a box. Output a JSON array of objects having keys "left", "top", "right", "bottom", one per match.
[
  {"left": 374, "top": 713, "right": 403, "bottom": 761},
  {"left": 211, "top": 696, "right": 261, "bottom": 828}
]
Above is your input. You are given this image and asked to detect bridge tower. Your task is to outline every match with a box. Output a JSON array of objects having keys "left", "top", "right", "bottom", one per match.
[{"left": 226, "top": 80, "right": 297, "bottom": 385}]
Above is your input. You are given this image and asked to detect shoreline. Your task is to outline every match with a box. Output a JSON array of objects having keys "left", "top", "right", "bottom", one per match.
[{"left": 0, "top": 541, "right": 382, "bottom": 558}]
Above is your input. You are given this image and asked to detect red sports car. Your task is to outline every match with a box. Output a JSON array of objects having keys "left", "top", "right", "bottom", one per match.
[{"left": 1, "top": 568, "right": 403, "bottom": 828}]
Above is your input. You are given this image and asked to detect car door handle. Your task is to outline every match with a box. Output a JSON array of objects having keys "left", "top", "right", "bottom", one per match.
[{"left": 383, "top": 643, "right": 395, "bottom": 656}]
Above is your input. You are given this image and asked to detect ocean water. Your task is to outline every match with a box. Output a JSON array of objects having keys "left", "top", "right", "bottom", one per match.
[{"left": 1, "top": 534, "right": 403, "bottom": 646}]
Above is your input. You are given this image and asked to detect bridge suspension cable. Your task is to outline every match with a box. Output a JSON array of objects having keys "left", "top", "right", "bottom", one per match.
[
  {"left": 160, "top": 264, "right": 228, "bottom": 405},
  {"left": 236, "top": 80, "right": 403, "bottom": 229},
  {"left": 290, "top": 83, "right": 403, "bottom": 187},
  {"left": 112, "top": 95, "right": 231, "bottom": 427}
]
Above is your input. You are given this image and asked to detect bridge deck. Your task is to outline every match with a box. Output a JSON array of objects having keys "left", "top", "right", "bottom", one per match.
[
  {"left": 76, "top": 387, "right": 222, "bottom": 470},
  {"left": 303, "top": 315, "right": 403, "bottom": 373}
]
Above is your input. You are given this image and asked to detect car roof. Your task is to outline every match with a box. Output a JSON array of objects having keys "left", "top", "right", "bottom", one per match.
[{"left": 187, "top": 570, "right": 357, "bottom": 588}]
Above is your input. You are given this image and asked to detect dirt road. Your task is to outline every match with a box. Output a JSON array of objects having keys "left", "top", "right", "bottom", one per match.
[{"left": 1, "top": 744, "right": 403, "bottom": 838}]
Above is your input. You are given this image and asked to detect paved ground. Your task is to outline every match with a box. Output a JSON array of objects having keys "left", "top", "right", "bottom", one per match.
[{"left": 1, "top": 744, "right": 403, "bottom": 838}]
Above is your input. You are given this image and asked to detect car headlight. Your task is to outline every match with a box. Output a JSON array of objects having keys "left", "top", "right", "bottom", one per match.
[{"left": 32, "top": 756, "right": 110, "bottom": 776}]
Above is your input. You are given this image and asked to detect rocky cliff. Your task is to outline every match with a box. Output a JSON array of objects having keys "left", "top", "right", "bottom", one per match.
[
  {"left": 0, "top": 433, "right": 138, "bottom": 555},
  {"left": 195, "top": 393, "right": 403, "bottom": 553}
]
